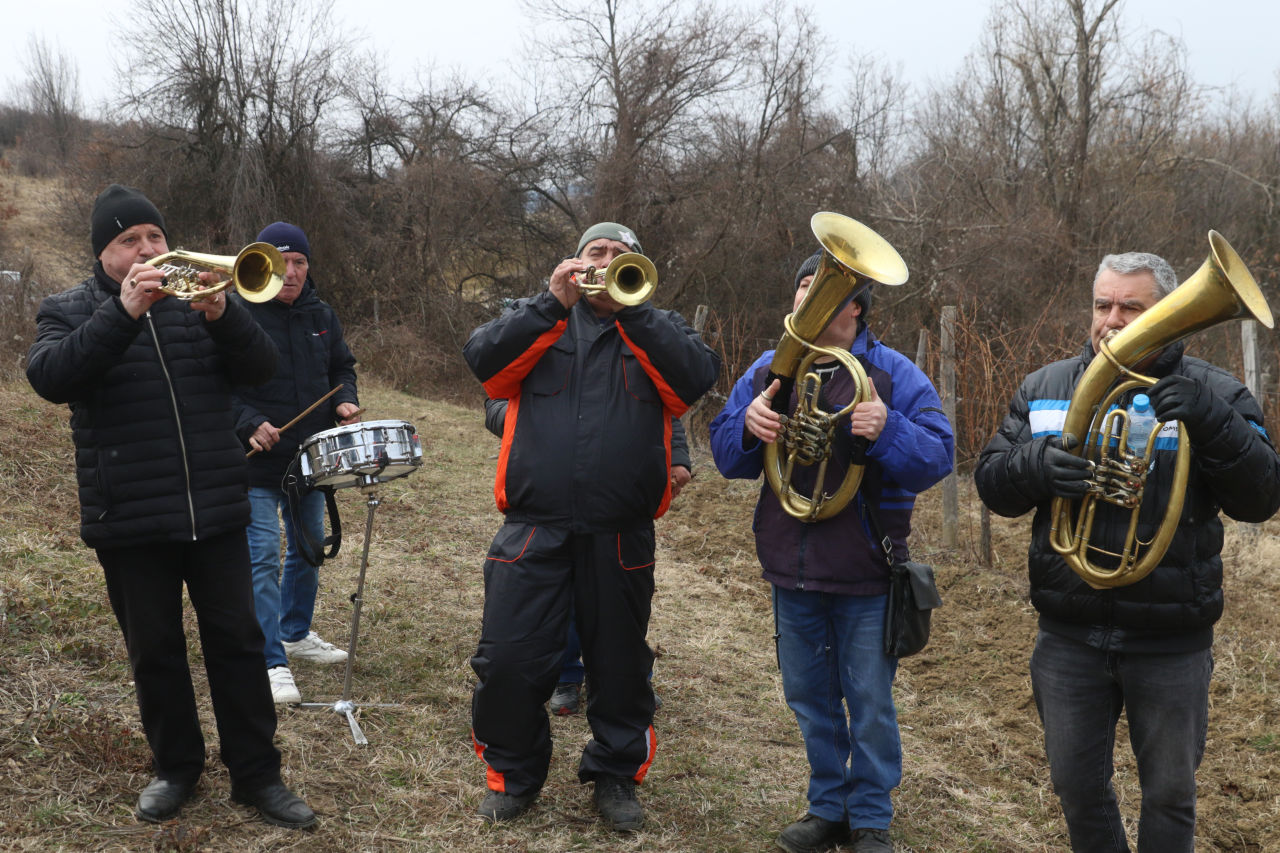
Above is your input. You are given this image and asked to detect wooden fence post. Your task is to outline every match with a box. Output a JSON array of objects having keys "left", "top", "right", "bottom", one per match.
[
  {"left": 941, "top": 307, "right": 957, "bottom": 548},
  {"left": 1241, "top": 320, "right": 1261, "bottom": 541}
]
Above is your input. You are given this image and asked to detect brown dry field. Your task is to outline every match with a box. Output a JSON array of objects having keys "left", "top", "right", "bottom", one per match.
[{"left": 1, "top": 379, "right": 1279, "bottom": 852}]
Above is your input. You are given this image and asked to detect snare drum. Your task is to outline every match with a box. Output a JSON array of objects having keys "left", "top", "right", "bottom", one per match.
[{"left": 298, "top": 420, "right": 423, "bottom": 489}]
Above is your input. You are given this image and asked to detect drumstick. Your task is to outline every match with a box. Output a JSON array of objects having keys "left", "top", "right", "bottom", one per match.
[{"left": 246, "top": 384, "right": 344, "bottom": 458}]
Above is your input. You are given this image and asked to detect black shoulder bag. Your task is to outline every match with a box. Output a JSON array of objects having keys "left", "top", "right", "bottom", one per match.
[{"left": 862, "top": 501, "right": 942, "bottom": 658}]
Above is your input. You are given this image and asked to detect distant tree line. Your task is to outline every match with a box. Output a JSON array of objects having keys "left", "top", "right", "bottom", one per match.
[{"left": 2, "top": 0, "right": 1278, "bottom": 463}]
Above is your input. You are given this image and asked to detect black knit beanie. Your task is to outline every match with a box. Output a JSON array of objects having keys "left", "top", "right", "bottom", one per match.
[
  {"left": 90, "top": 184, "right": 167, "bottom": 257},
  {"left": 794, "top": 249, "right": 872, "bottom": 316}
]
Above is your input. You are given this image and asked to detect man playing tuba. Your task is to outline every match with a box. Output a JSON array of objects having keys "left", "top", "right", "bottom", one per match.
[
  {"left": 974, "top": 251, "right": 1280, "bottom": 852},
  {"left": 710, "top": 249, "right": 953, "bottom": 853}
]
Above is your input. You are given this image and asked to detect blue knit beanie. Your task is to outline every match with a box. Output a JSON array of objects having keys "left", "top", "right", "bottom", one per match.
[{"left": 256, "top": 221, "right": 311, "bottom": 259}]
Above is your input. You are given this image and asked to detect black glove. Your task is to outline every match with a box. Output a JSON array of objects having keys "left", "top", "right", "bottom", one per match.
[
  {"left": 1147, "top": 374, "right": 1232, "bottom": 443},
  {"left": 1024, "top": 435, "right": 1092, "bottom": 501}
]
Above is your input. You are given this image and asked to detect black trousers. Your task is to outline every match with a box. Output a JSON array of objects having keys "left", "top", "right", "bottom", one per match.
[
  {"left": 471, "top": 522, "right": 657, "bottom": 798},
  {"left": 98, "top": 529, "right": 281, "bottom": 789}
]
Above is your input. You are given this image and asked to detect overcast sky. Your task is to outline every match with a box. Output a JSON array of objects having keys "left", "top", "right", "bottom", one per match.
[{"left": 3, "top": 0, "right": 1278, "bottom": 113}]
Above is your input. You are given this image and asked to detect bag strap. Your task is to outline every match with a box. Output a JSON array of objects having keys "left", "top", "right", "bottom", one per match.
[{"left": 283, "top": 454, "right": 343, "bottom": 568}]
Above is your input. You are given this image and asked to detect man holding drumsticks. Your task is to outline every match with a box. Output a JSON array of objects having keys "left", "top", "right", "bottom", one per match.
[{"left": 231, "top": 222, "right": 360, "bottom": 706}]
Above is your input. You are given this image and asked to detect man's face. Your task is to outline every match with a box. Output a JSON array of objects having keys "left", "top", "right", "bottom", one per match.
[
  {"left": 1091, "top": 268, "right": 1160, "bottom": 352},
  {"left": 98, "top": 223, "right": 168, "bottom": 285},
  {"left": 275, "top": 252, "right": 309, "bottom": 305},
  {"left": 794, "top": 275, "right": 862, "bottom": 349},
  {"left": 580, "top": 237, "right": 634, "bottom": 315}
]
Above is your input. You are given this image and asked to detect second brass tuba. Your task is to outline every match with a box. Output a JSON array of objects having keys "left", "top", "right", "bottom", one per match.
[
  {"left": 762, "top": 212, "right": 909, "bottom": 522},
  {"left": 1049, "top": 231, "right": 1274, "bottom": 588},
  {"left": 147, "top": 241, "right": 286, "bottom": 303}
]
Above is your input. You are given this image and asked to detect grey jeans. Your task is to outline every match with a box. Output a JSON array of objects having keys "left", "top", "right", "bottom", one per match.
[{"left": 1030, "top": 629, "right": 1211, "bottom": 853}]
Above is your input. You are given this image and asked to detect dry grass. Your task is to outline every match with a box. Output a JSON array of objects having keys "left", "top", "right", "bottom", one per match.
[{"left": 2, "top": 379, "right": 1279, "bottom": 852}]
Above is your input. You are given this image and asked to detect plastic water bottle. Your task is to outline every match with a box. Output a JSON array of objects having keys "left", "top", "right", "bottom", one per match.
[{"left": 1126, "top": 393, "right": 1157, "bottom": 455}]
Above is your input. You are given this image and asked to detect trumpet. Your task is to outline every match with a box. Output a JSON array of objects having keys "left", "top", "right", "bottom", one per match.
[
  {"left": 145, "top": 242, "right": 286, "bottom": 303},
  {"left": 574, "top": 252, "right": 657, "bottom": 306}
]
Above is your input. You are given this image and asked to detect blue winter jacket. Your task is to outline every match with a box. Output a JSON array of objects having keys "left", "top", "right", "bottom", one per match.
[{"left": 710, "top": 325, "right": 954, "bottom": 595}]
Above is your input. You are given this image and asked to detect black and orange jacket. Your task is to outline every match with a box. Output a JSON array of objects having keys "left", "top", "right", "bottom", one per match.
[{"left": 463, "top": 289, "right": 719, "bottom": 532}]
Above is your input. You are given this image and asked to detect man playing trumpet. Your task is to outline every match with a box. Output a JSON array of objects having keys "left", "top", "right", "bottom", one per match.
[
  {"left": 25, "top": 184, "right": 315, "bottom": 829},
  {"left": 463, "top": 221, "right": 719, "bottom": 831}
]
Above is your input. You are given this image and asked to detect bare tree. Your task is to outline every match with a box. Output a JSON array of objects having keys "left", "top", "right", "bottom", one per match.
[{"left": 21, "top": 36, "right": 82, "bottom": 162}]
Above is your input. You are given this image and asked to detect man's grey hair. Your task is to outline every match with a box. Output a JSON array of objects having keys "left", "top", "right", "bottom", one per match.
[{"left": 1095, "top": 252, "right": 1178, "bottom": 299}]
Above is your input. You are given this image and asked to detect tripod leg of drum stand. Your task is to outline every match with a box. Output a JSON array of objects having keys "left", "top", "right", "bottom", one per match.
[
  {"left": 340, "top": 490, "right": 379, "bottom": 745},
  {"left": 300, "top": 489, "right": 379, "bottom": 745}
]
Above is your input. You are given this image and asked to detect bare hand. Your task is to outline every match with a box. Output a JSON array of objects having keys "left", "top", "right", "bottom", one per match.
[
  {"left": 336, "top": 402, "right": 361, "bottom": 425},
  {"left": 189, "top": 271, "right": 229, "bottom": 321},
  {"left": 549, "top": 257, "right": 589, "bottom": 310},
  {"left": 249, "top": 421, "right": 282, "bottom": 453},
  {"left": 849, "top": 377, "right": 887, "bottom": 441},
  {"left": 745, "top": 379, "right": 785, "bottom": 444},
  {"left": 670, "top": 465, "right": 692, "bottom": 499},
  {"left": 119, "top": 262, "right": 168, "bottom": 319}
]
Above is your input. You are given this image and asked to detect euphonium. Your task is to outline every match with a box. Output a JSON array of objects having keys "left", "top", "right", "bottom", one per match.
[
  {"left": 575, "top": 252, "right": 657, "bottom": 306},
  {"left": 1049, "top": 231, "right": 1274, "bottom": 588},
  {"left": 762, "top": 212, "right": 909, "bottom": 522},
  {"left": 146, "top": 242, "right": 286, "bottom": 303}
]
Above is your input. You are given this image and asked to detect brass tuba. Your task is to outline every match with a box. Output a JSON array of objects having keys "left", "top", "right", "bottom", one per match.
[
  {"left": 575, "top": 252, "right": 657, "bottom": 306},
  {"left": 762, "top": 212, "right": 909, "bottom": 522},
  {"left": 1049, "top": 231, "right": 1274, "bottom": 588},
  {"left": 146, "top": 242, "right": 286, "bottom": 303}
]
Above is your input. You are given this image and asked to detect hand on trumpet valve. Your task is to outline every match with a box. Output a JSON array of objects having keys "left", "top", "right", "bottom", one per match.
[
  {"left": 119, "top": 263, "right": 168, "bottom": 320},
  {"left": 549, "top": 256, "right": 588, "bottom": 310}
]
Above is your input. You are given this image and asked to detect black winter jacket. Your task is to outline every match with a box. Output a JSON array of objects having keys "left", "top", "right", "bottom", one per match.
[
  {"left": 463, "top": 290, "right": 719, "bottom": 531},
  {"left": 975, "top": 341, "right": 1280, "bottom": 652},
  {"left": 230, "top": 280, "right": 358, "bottom": 489},
  {"left": 26, "top": 263, "right": 277, "bottom": 548}
]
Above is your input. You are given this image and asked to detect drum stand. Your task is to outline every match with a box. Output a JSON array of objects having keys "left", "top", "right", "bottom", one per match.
[{"left": 299, "top": 479, "right": 399, "bottom": 745}]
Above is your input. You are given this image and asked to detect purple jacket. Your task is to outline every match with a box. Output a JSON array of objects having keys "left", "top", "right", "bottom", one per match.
[{"left": 710, "top": 326, "right": 953, "bottom": 595}]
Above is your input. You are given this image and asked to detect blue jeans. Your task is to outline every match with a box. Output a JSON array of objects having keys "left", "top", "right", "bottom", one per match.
[
  {"left": 247, "top": 487, "right": 325, "bottom": 669},
  {"left": 772, "top": 585, "right": 900, "bottom": 829},
  {"left": 1030, "top": 630, "right": 1212, "bottom": 853}
]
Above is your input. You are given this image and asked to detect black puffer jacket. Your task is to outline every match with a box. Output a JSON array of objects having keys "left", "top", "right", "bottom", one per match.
[
  {"left": 230, "top": 280, "right": 358, "bottom": 490},
  {"left": 975, "top": 341, "right": 1280, "bottom": 653},
  {"left": 26, "top": 263, "right": 277, "bottom": 548}
]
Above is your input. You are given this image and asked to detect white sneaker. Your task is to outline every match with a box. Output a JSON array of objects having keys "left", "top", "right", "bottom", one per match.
[
  {"left": 268, "top": 666, "right": 301, "bottom": 705},
  {"left": 282, "top": 631, "right": 348, "bottom": 664}
]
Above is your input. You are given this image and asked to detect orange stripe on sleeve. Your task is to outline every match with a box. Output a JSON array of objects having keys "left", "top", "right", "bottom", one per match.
[
  {"left": 493, "top": 394, "right": 521, "bottom": 512},
  {"left": 481, "top": 320, "right": 568, "bottom": 399},
  {"left": 615, "top": 324, "right": 690, "bottom": 417},
  {"left": 653, "top": 415, "right": 673, "bottom": 519}
]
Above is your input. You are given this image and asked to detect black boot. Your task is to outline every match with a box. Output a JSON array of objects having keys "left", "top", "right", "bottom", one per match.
[
  {"left": 136, "top": 777, "right": 196, "bottom": 823},
  {"left": 231, "top": 781, "right": 316, "bottom": 829},
  {"left": 776, "top": 813, "right": 850, "bottom": 853}
]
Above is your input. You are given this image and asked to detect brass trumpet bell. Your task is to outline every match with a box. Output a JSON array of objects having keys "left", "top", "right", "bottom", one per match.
[
  {"left": 1049, "top": 231, "right": 1273, "bottom": 588},
  {"left": 147, "top": 241, "right": 286, "bottom": 303},
  {"left": 576, "top": 252, "right": 657, "bottom": 306}
]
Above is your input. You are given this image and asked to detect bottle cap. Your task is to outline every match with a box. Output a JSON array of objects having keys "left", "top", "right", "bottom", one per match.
[{"left": 1133, "top": 393, "right": 1151, "bottom": 412}]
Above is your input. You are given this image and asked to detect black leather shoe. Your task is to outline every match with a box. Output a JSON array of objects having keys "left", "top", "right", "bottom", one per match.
[
  {"left": 136, "top": 777, "right": 195, "bottom": 823},
  {"left": 777, "top": 813, "right": 851, "bottom": 853},
  {"left": 231, "top": 781, "right": 317, "bottom": 829}
]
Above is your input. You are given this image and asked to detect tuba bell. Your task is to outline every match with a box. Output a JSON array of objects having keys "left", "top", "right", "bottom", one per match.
[
  {"left": 575, "top": 252, "right": 657, "bottom": 306},
  {"left": 762, "top": 212, "right": 909, "bottom": 522},
  {"left": 146, "top": 242, "right": 286, "bottom": 303},
  {"left": 1049, "top": 231, "right": 1274, "bottom": 588}
]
